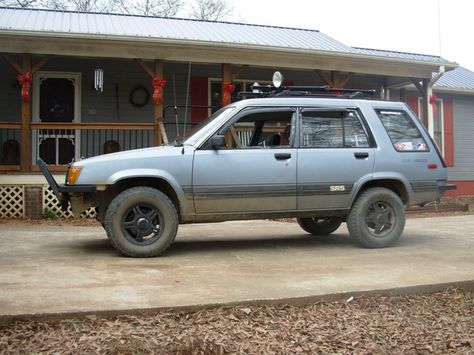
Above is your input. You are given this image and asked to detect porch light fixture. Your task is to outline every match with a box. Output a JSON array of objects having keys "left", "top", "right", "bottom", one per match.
[{"left": 94, "top": 68, "right": 104, "bottom": 92}]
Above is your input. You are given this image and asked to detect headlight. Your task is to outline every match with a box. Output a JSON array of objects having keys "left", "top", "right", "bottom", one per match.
[{"left": 67, "top": 166, "right": 83, "bottom": 185}]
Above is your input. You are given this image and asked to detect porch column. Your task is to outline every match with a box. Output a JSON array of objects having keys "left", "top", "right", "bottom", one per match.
[
  {"left": 221, "top": 64, "right": 232, "bottom": 149},
  {"left": 135, "top": 58, "right": 168, "bottom": 146},
  {"left": 423, "top": 81, "right": 432, "bottom": 134},
  {"left": 221, "top": 63, "right": 232, "bottom": 106},
  {"left": 153, "top": 60, "right": 167, "bottom": 146},
  {"left": 20, "top": 54, "right": 32, "bottom": 172},
  {"left": 412, "top": 78, "right": 430, "bottom": 130},
  {"left": 2, "top": 53, "right": 49, "bottom": 171}
]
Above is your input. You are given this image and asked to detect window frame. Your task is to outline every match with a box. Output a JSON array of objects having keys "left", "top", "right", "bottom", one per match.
[
  {"left": 298, "top": 107, "right": 374, "bottom": 149},
  {"left": 375, "top": 108, "right": 430, "bottom": 153},
  {"left": 417, "top": 97, "right": 444, "bottom": 155},
  {"left": 200, "top": 106, "right": 297, "bottom": 150}
]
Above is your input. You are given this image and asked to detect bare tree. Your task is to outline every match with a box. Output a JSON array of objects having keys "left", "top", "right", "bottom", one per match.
[
  {"left": 67, "top": 0, "right": 116, "bottom": 12},
  {"left": 123, "top": 0, "right": 183, "bottom": 17},
  {"left": 0, "top": 0, "right": 233, "bottom": 20},
  {"left": 41, "top": 0, "right": 68, "bottom": 10},
  {"left": 189, "top": 0, "right": 232, "bottom": 21},
  {"left": 0, "top": 0, "right": 43, "bottom": 7}
]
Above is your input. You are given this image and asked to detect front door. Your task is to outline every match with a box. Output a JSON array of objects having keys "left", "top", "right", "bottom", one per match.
[
  {"left": 193, "top": 107, "right": 297, "bottom": 214},
  {"left": 33, "top": 72, "right": 81, "bottom": 165}
]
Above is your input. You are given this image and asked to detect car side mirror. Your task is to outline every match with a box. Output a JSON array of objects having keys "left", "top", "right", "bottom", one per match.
[{"left": 210, "top": 134, "right": 226, "bottom": 149}]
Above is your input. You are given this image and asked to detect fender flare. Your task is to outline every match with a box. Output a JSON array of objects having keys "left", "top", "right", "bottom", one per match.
[
  {"left": 107, "top": 169, "right": 186, "bottom": 202},
  {"left": 350, "top": 172, "right": 413, "bottom": 206}
]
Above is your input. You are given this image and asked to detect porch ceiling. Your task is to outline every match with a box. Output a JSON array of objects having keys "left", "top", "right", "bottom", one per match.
[{"left": 0, "top": 33, "right": 456, "bottom": 80}]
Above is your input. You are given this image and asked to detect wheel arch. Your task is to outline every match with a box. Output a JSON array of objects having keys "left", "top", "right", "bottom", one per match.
[
  {"left": 103, "top": 176, "right": 186, "bottom": 222},
  {"left": 353, "top": 178, "right": 410, "bottom": 206}
]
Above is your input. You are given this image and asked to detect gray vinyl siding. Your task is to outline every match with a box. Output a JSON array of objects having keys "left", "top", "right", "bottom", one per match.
[
  {"left": 0, "top": 60, "right": 22, "bottom": 122},
  {"left": 448, "top": 94, "right": 474, "bottom": 181}
]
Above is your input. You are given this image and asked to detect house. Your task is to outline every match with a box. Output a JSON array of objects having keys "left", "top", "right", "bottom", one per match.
[{"left": 0, "top": 7, "right": 471, "bottom": 218}]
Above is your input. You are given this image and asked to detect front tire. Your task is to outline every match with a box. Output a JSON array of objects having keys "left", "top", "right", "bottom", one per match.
[
  {"left": 347, "top": 187, "right": 405, "bottom": 248},
  {"left": 104, "top": 187, "right": 178, "bottom": 257},
  {"left": 297, "top": 217, "right": 342, "bottom": 236}
]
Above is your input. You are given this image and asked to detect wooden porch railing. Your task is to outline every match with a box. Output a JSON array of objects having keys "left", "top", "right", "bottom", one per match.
[
  {"left": 0, "top": 122, "right": 21, "bottom": 171},
  {"left": 0, "top": 122, "right": 155, "bottom": 172}
]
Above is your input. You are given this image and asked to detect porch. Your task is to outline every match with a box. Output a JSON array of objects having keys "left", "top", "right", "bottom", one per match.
[{"left": 0, "top": 121, "right": 156, "bottom": 172}]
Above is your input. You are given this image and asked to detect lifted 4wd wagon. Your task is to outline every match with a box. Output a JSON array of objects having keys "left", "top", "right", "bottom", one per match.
[{"left": 39, "top": 78, "right": 455, "bottom": 257}]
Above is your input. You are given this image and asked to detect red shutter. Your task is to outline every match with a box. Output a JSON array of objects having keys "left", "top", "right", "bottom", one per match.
[
  {"left": 191, "top": 77, "right": 208, "bottom": 125},
  {"left": 443, "top": 99, "right": 454, "bottom": 167},
  {"left": 406, "top": 96, "right": 420, "bottom": 117}
]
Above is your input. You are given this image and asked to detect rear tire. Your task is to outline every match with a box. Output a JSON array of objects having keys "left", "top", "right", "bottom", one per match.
[
  {"left": 347, "top": 187, "right": 405, "bottom": 248},
  {"left": 104, "top": 187, "right": 178, "bottom": 257},
  {"left": 297, "top": 217, "right": 342, "bottom": 236}
]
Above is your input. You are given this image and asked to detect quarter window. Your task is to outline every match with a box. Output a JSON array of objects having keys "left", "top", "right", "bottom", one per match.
[
  {"left": 301, "top": 110, "right": 370, "bottom": 148},
  {"left": 376, "top": 109, "right": 428, "bottom": 152}
]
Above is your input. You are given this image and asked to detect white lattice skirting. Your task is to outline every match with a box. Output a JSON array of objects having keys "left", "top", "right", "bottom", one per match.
[
  {"left": 0, "top": 185, "right": 96, "bottom": 219},
  {"left": 0, "top": 185, "right": 24, "bottom": 218},
  {"left": 43, "top": 186, "right": 97, "bottom": 218}
]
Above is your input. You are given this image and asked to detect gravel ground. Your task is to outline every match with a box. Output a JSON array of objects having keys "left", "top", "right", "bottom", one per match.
[{"left": 1, "top": 288, "right": 472, "bottom": 354}]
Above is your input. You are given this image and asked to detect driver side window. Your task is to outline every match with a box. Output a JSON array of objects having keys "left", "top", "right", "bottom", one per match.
[{"left": 206, "top": 108, "right": 295, "bottom": 149}]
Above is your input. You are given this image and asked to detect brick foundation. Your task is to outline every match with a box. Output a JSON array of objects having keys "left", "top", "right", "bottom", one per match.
[{"left": 24, "top": 186, "right": 43, "bottom": 219}]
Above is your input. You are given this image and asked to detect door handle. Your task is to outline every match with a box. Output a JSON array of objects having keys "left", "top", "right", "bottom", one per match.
[
  {"left": 354, "top": 152, "right": 369, "bottom": 159},
  {"left": 274, "top": 153, "right": 291, "bottom": 160}
]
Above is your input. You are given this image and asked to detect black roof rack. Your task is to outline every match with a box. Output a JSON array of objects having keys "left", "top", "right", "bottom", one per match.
[{"left": 239, "top": 85, "right": 376, "bottom": 99}]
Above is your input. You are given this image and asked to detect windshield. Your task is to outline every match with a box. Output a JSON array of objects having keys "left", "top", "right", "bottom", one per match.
[{"left": 179, "top": 107, "right": 235, "bottom": 145}]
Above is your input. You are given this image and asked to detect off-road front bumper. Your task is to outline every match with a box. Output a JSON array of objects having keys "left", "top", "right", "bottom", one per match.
[{"left": 37, "top": 159, "right": 96, "bottom": 211}]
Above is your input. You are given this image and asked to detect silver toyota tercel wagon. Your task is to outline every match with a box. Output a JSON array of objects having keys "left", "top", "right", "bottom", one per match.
[{"left": 40, "top": 80, "right": 455, "bottom": 257}]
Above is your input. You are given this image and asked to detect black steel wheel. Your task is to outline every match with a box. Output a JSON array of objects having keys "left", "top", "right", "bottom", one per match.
[
  {"left": 122, "top": 204, "right": 163, "bottom": 245},
  {"left": 297, "top": 217, "right": 342, "bottom": 236},
  {"left": 347, "top": 187, "right": 405, "bottom": 248},
  {"left": 104, "top": 187, "right": 178, "bottom": 257}
]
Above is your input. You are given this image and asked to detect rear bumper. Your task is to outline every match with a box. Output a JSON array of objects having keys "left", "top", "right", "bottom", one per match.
[{"left": 37, "top": 159, "right": 96, "bottom": 210}]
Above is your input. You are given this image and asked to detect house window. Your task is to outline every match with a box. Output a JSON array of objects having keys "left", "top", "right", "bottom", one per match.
[
  {"left": 418, "top": 97, "right": 444, "bottom": 154},
  {"left": 209, "top": 80, "right": 271, "bottom": 114}
]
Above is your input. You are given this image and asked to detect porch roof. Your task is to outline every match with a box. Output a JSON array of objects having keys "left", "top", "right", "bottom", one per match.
[{"left": 0, "top": 7, "right": 457, "bottom": 79}]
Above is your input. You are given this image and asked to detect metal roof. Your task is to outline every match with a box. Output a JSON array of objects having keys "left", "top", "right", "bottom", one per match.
[
  {"left": 0, "top": 7, "right": 354, "bottom": 53},
  {"left": 0, "top": 7, "right": 460, "bottom": 79},
  {"left": 435, "top": 66, "right": 474, "bottom": 91},
  {"left": 354, "top": 47, "right": 448, "bottom": 64}
]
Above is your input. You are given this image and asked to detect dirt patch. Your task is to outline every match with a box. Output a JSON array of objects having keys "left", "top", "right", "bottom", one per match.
[{"left": 0, "top": 287, "right": 472, "bottom": 354}]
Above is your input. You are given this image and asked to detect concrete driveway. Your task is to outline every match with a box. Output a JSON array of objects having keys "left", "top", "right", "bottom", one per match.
[{"left": 0, "top": 215, "right": 473, "bottom": 320}]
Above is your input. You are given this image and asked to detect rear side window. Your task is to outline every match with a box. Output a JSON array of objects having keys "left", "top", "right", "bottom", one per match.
[
  {"left": 301, "top": 110, "right": 370, "bottom": 148},
  {"left": 376, "top": 110, "right": 428, "bottom": 152}
]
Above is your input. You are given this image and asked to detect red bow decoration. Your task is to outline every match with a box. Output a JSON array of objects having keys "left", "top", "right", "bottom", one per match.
[
  {"left": 17, "top": 72, "right": 32, "bottom": 103},
  {"left": 429, "top": 94, "right": 439, "bottom": 117},
  {"left": 221, "top": 81, "right": 235, "bottom": 107},
  {"left": 152, "top": 77, "right": 166, "bottom": 105}
]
